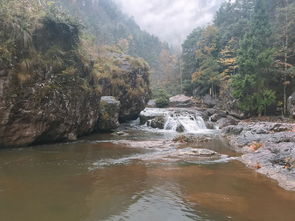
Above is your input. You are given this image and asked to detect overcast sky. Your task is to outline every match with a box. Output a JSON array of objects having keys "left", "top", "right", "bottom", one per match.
[{"left": 113, "top": 0, "right": 225, "bottom": 46}]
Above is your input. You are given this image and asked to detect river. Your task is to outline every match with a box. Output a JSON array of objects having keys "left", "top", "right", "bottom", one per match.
[{"left": 1, "top": 110, "right": 295, "bottom": 221}]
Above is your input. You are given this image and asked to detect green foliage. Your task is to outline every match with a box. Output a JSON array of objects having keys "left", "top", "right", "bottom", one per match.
[
  {"left": 182, "top": 0, "right": 293, "bottom": 116},
  {"left": 154, "top": 89, "right": 170, "bottom": 108},
  {"left": 232, "top": 0, "right": 276, "bottom": 115},
  {"left": 182, "top": 28, "right": 202, "bottom": 80},
  {"left": 191, "top": 26, "right": 221, "bottom": 97}
]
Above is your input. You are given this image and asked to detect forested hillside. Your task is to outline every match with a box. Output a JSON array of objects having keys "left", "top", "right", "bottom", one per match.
[
  {"left": 58, "top": 0, "right": 181, "bottom": 94},
  {"left": 182, "top": 0, "right": 295, "bottom": 116}
]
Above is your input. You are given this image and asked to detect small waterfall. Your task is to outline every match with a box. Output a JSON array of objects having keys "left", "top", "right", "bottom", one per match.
[
  {"left": 141, "top": 108, "right": 211, "bottom": 133},
  {"left": 163, "top": 112, "right": 208, "bottom": 133}
]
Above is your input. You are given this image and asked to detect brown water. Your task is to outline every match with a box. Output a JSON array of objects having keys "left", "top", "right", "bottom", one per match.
[{"left": 1, "top": 125, "right": 295, "bottom": 221}]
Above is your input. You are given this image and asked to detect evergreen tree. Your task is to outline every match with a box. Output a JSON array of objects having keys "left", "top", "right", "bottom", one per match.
[
  {"left": 232, "top": 0, "right": 276, "bottom": 115},
  {"left": 192, "top": 26, "right": 220, "bottom": 98}
]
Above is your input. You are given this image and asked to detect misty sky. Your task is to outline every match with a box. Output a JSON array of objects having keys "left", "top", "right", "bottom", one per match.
[{"left": 114, "top": 0, "right": 225, "bottom": 45}]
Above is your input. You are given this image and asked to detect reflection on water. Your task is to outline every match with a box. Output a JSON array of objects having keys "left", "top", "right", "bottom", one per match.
[{"left": 1, "top": 126, "right": 295, "bottom": 221}]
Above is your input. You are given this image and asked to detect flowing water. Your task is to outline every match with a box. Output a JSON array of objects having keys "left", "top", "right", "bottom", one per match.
[{"left": 1, "top": 109, "right": 295, "bottom": 221}]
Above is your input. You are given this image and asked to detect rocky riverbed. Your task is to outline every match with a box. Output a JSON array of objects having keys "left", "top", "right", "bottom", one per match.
[{"left": 222, "top": 122, "right": 295, "bottom": 191}]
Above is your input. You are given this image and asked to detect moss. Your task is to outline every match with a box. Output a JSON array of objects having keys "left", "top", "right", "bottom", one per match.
[
  {"left": 61, "top": 67, "right": 77, "bottom": 75},
  {"left": 0, "top": 41, "right": 14, "bottom": 67},
  {"left": 16, "top": 72, "right": 32, "bottom": 83}
]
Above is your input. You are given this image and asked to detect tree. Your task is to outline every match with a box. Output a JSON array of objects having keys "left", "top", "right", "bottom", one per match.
[
  {"left": 232, "top": 0, "right": 276, "bottom": 115},
  {"left": 182, "top": 28, "right": 202, "bottom": 80},
  {"left": 218, "top": 37, "right": 239, "bottom": 102},
  {"left": 192, "top": 26, "right": 220, "bottom": 98},
  {"left": 274, "top": 1, "right": 295, "bottom": 115}
]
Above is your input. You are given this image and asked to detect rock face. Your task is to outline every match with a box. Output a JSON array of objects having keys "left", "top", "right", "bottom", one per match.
[
  {"left": 97, "top": 97, "right": 120, "bottom": 131},
  {"left": 169, "top": 95, "right": 194, "bottom": 107},
  {"left": 202, "top": 94, "right": 217, "bottom": 108},
  {"left": 97, "top": 52, "right": 151, "bottom": 122},
  {"left": 288, "top": 92, "right": 295, "bottom": 119},
  {"left": 0, "top": 18, "right": 150, "bottom": 148},
  {"left": 222, "top": 122, "right": 295, "bottom": 191}
]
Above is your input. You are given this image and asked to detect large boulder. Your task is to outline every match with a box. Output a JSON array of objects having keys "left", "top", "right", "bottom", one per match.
[
  {"left": 169, "top": 94, "right": 194, "bottom": 107},
  {"left": 139, "top": 108, "right": 168, "bottom": 124},
  {"left": 147, "top": 116, "right": 166, "bottom": 129},
  {"left": 202, "top": 95, "right": 217, "bottom": 108},
  {"left": 287, "top": 92, "right": 295, "bottom": 119},
  {"left": 97, "top": 97, "right": 120, "bottom": 131}
]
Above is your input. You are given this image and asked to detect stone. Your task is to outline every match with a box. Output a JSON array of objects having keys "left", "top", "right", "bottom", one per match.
[
  {"left": 139, "top": 108, "right": 168, "bottom": 124},
  {"left": 217, "top": 117, "right": 239, "bottom": 129},
  {"left": 203, "top": 94, "right": 217, "bottom": 108},
  {"left": 176, "top": 123, "right": 185, "bottom": 133},
  {"left": 287, "top": 92, "right": 295, "bottom": 119},
  {"left": 97, "top": 96, "right": 120, "bottom": 131},
  {"left": 169, "top": 94, "right": 194, "bottom": 107},
  {"left": 205, "top": 121, "right": 215, "bottom": 129},
  {"left": 147, "top": 99, "right": 156, "bottom": 108},
  {"left": 149, "top": 116, "right": 166, "bottom": 129},
  {"left": 210, "top": 111, "right": 227, "bottom": 122},
  {"left": 67, "top": 133, "right": 78, "bottom": 141},
  {"left": 221, "top": 125, "right": 244, "bottom": 135}
]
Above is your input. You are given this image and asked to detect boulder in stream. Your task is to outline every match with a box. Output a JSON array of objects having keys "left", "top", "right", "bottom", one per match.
[{"left": 147, "top": 116, "right": 166, "bottom": 129}]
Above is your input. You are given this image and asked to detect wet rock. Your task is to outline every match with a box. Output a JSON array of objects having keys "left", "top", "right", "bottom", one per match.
[
  {"left": 217, "top": 117, "right": 239, "bottom": 129},
  {"left": 176, "top": 123, "right": 185, "bottom": 133},
  {"left": 221, "top": 125, "right": 243, "bottom": 135},
  {"left": 190, "top": 148, "right": 217, "bottom": 156},
  {"left": 113, "top": 131, "right": 129, "bottom": 136},
  {"left": 228, "top": 110, "right": 246, "bottom": 120},
  {"left": 67, "top": 133, "right": 78, "bottom": 141},
  {"left": 210, "top": 111, "right": 227, "bottom": 122},
  {"left": 287, "top": 92, "right": 295, "bottom": 119},
  {"left": 97, "top": 96, "right": 120, "bottom": 131},
  {"left": 204, "top": 108, "right": 218, "bottom": 117},
  {"left": 148, "top": 116, "right": 165, "bottom": 129},
  {"left": 169, "top": 94, "right": 194, "bottom": 107},
  {"left": 139, "top": 108, "right": 168, "bottom": 124},
  {"left": 205, "top": 121, "right": 215, "bottom": 130}
]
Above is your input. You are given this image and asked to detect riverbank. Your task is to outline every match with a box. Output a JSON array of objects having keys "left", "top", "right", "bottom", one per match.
[{"left": 222, "top": 121, "right": 295, "bottom": 191}]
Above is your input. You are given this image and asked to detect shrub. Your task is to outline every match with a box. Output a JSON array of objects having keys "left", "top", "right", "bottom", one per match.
[{"left": 154, "top": 89, "right": 170, "bottom": 108}]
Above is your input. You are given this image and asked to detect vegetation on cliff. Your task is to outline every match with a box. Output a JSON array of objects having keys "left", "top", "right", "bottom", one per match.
[{"left": 0, "top": 0, "right": 151, "bottom": 147}]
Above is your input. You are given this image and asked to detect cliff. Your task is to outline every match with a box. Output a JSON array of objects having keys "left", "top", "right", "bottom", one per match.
[{"left": 0, "top": 2, "right": 150, "bottom": 148}]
